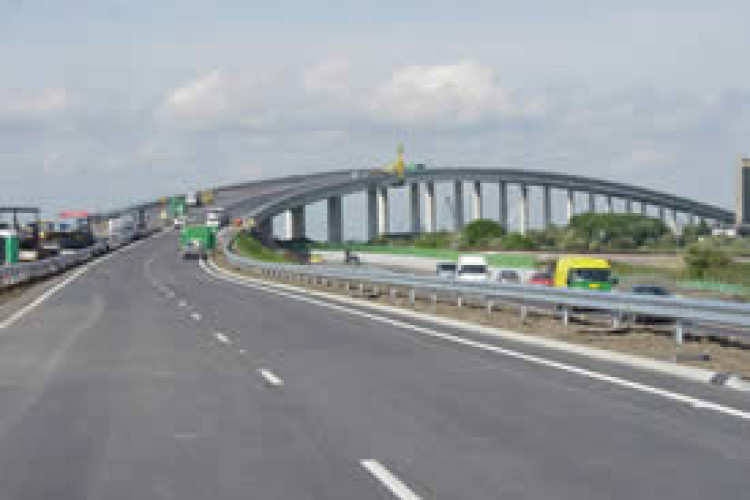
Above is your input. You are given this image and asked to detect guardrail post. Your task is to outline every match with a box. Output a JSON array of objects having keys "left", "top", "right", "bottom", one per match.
[
  {"left": 431, "top": 292, "right": 438, "bottom": 310},
  {"left": 486, "top": 300, "right": 494, "bottom": 315},
  {"left": 457, "top": 296, "right": 463, "bottom": 308},
  {"left": 674, "top": 320, "right": 684, "bottom": 345},
  {"left": 611, "top": 312, "right": 622, "bottom": 330},
  {"left": 359, "top": 283, "right": 364, "bottom": 296},
  {"left": 561, "top": 306, "right": 569, "bottom": 326},
  {"left": 520, "top": 305, "right": 528, "bottom": 322},
  {"left": 409, "top": 289, "right": 416, "bottom": 307},
  {"left": 390, "top": 288, "right": 397, "bottom": 303}
]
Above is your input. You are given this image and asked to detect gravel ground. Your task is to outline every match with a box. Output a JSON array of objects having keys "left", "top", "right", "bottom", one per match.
[{"left": 214, "top": 252, "right": 750, "bottom": 379}]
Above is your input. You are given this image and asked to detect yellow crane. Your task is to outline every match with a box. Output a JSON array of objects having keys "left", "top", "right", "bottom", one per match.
[{"left": 373, "top": 144, "right": 407, "bottom": 180}]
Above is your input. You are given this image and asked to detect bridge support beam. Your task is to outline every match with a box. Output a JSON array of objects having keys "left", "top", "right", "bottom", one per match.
[
  {"left": 327, "top": 196, "right": 343, "bottom": 244},
  {"left": 588, "top": 192, "right": 596, "bottom": 213},
  {"left": 625, "top": 198, "right": 633, "bottom": 214},
  {"left": 409, "top": 182, "right": 421, "bottom": 234},
  {"left": 641, "top": 201, "right": 647, "bottom": 215},
  {"left": 284, "top": 206, "right": 305, "bottom": 240},
  {"left": 453, "top": 181, "right": 464, "bottom": 230},
  {"left": 499, "top": 180, "right": 508, "bottom": 230},
  {"left": 605, "top": 195, "right": 613, "bottom": 213},
  {"left": 543, "top": 185, "right": 552, "bottom": 228},
  {"left": 566, "top": 189, "right": 575, "bottom": 223},
  {"left": 667, "top": 209, "right": 678, "bottom": 234},
  {"left": 519, "top": 183, "right": 529, "bottom": 235},
  {"left": 471, "top": 181, "right": 482, "bottom": 220},
  {"left": 377, "top": 187, "right": 389, "bottom": 236},
  {"left": 258, "top": 218, "right": 273, "bottom": 246},
  {"left": 366, "top": 187, "right": 377, "bottom": 241},
  {"left": 424, "top": 181, "right": 436, "bottom": 233}
]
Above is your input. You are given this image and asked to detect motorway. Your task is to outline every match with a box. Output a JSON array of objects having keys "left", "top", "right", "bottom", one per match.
[{"left": 0, "top": 182, "right": 749, "bottom": 499}]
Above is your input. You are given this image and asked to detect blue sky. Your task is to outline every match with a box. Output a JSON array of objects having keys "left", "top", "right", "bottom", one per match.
[{"left": 0, "top": 0, "right": 748, "bottom": 216}]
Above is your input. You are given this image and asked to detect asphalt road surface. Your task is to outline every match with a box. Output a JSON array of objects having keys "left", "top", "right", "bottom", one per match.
[{"left": 1, "top": 193, "right": 749, "bottom": 498}]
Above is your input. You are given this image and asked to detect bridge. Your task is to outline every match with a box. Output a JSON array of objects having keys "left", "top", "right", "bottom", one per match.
[
  {"left": 0, "top": 170, "right": 748, "bottom": 499},
  {"left": 223, "top": 168, "right": 733, "bottom": 244}
]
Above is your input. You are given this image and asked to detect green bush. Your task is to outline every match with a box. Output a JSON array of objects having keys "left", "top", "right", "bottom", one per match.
[
  {"left": 413, "top": 231, "right": 454, "bottom": 249},
  {"left": 461, "top": 219, "right": 504, "bottom": 247},
  {"left": 684, "top": 243, "right": 730, "bottom": 279},
  {"left": 568, "top": 213, "right": 668, "bottom": 249},
  {"left": 234, "top": 232, "right": 293, "bottom": 263},
  {"left": 499, "top": 233, "right": 535, "bottom": 250}
]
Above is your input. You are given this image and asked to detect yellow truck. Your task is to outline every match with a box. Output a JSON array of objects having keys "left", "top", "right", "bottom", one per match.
[{"left": 551, "top": 256, "right": 616, "bottom": 291}]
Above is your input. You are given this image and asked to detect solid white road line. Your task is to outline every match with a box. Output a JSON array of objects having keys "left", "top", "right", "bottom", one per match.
[
  {"left": 214, "top": 332, "right": 232, "bottom": 344},
  {"left": 191, "top": 312, "right": 202, "bottom": 321},
  {"left": 361, "top": 460, "right": 421, "bottom": 500},
  {"left": 178, "top": 300, "right": 187, "bottom": 307},
  {"left": 201, "top": 259, "right": 750, "bottom": 422},
  {"left": 258, "top": 368, "right": 284, "bottom": 387}
]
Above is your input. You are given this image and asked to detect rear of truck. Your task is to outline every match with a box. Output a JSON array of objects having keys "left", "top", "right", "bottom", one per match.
[{"left": 179, "top": 226, "right": 216, "bottom": 259}]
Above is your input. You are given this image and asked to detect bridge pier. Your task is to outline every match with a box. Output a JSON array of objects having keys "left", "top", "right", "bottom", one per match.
[
  {"left": 258, "top": 218, "right": 273, "bottom": 245},
  {"left": 605, "top": 195, "right": 613, "bottom": 213},
  {"left": 588, "top": 192, "right": 595, "bottom": 213},
  {"left": 543, "top": 185, "right": 552, "bottom": 228},
  {"left": 453, "top": 180, "right": 464, "bottom": 230},
  {"left": 424, "top": 181, "right": 436, "bottom": 233},
  {"left": 409, "top": 182, "right": 421, "bottom": 234},
  {"left": 366, "top": 187, "right": 377, "bottom": 241},
  {"left": 566, "top": 189, "right": 575, "bottom": 223},
  {"left": 519, "top": 183, "right": 529, "bottom": 235},
  {"left": 499, "top": 180, "right": 508, "bottom": 230},
  {"left": 284, "top": 206, "right": 305, "bottom": 240},
  {"left": 471, "top": 181, "right": 482, "bottom": 220},
  {"left": 625, "top": 198, "right": 633, "bottom": 214},
  {"left": 640, "top": 201, "right": 647, "bottom": 215},
  {"left": 327, "top": 196, "right": 343, "bottom": 244},
  {"left": 377, "top": 187, "right": 389, "bottom": 236}
]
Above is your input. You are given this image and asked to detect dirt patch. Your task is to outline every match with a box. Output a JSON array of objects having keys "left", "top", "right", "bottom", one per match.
[{"left": 213, "top": 252, "right": 750, "bottom": 379}]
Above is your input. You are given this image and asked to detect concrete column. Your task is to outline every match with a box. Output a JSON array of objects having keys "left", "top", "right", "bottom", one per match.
[
  {"left": 424, "top": 181, "right": 436, "bottom": 233},
  {"left": 258, "top": 218, "right": 273, "bottom": 245},
  {"left": 566, "top": 189, "right": 575, "bottom": 223},
  {"left": 499, "top": 180, "right": 508, "bottom": 230},
  {"left": 284, "top": 206, "right": 305, "bottom": 240},
  {"left": 520, "top": 183, "right": 529, "bottom": 235},
  {"left": 640, "top": 202, "right": 647, "bottom": 215},
  {"left": 291, "top": 206, "right": 305, "bottom": 240},
  {"left": 453, "top": 180, "right": 464, "bottom": 230},
  {"left": 625, "top": 199, "right": 633, "bottom": 214},
  {"left": 543, "top": 185, "right": 552, "bottom": 228},
  {"left": 471, "top": 180, "right": 482, "bottom": 220},
  {"left": 409, "top": 182, "right": 421, "bottom": 234},
  {"left": 605, "top": 195, "right": 613, "bottom": 213},
  {"left": 658, "top": 206, "right": 665, "bottom": 223},
  {"left": 377, "top": 187, "right": 389, "bottom": 236},
  {"left": 668, "top": 208, "right": 678, "bottom": 234},
  {"left": 588, "top": 192, "right": 596, "bottom": 213},
  {"left": 327, "top": 196, "right": 343, "bottom": 244},
  {"left": 366, "top": 187, "right": 378, "bottom": 241}
]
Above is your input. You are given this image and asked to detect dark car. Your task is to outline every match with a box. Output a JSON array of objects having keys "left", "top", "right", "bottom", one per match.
[
  {"left": 497, "top": 269, "right": 520, "bottom": 284},
  {"left": 629, "top": 284, "right": 673, "bottom": 323},
  {"left": 436, "top": 262, "right": 457, "bottom": 278}
]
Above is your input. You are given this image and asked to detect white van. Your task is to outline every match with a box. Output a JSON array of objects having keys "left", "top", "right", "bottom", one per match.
[{"left": 456, "top": 255, "right": 489, "bottom": 282}]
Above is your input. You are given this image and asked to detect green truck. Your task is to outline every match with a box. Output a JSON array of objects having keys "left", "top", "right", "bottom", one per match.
[
  {"left": 179, "top": 225, "right": 216, "bottom": 259},
  {"left": 168, "top": 196, "right": 187, "bottom": 218},
  {"left": 0, "top": 229, "right": 20, "bottom": 265}
]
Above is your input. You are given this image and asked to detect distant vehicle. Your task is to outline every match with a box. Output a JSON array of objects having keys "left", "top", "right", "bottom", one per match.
[
  {"left": 186, "top": 191, "right": 199, "bottom": 207},
  {"left": 629, "top": 284, "right": 673, "bottom": 323},
  {"left": 436, "top": 262, "right": 457, "bottom": 278},
  {"left": 497, "top": 269, "right": 521, "bottom": 284},
  {"left": 0, "top": 229, "right": 20, "bottom": 265},
  {"left": 200, "top": 189, "right": 215, "bottom": 206},
  {"left": 206, "top": 208, "right": 229, "bottom": 228},
  {"left": 456, "top": 255, "right": 489, "bottom": 282},
  {"left": 529, "top": 271, "right": 553, "bottom": 286},
  {"left": 108, "top": 214, "right": 136, "bottom": 250},
  {"left": 551, "top": 257, "right": 616, "bottom": 291},
  {"left": 173, "top": 216, "right": 186, "bottom": 229},
  {"left": 168, "top": 196, "right": 187, "bottom": 218}
]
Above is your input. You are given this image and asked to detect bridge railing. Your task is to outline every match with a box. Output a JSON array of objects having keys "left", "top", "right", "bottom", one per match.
[{"left": 218, "top": 230, "right": 750, "bottom": 344}]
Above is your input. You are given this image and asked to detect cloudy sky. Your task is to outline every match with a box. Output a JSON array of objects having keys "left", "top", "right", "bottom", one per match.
[{"left": 1, "top": 0, "right": 748, "bottom": 216}]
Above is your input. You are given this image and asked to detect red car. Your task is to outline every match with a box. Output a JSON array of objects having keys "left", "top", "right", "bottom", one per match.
[{"left": 529, "top": 271, "right": 553, "bottom": 286}]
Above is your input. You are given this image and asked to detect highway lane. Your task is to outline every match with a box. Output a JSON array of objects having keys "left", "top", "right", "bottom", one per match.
[
  {"left": 0, "top": 200, "right": 748, "bottom": 497},
  {"left": 164, "top": 236, "right": 750, "bottom": 499}
]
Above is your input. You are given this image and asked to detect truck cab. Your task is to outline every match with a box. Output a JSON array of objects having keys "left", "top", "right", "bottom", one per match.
[
  {"left": 456, "top": 255, "right": 489, "bottom": 282},
  {"left": 551, "top": 257, "right": 616, "bottom": 291}
]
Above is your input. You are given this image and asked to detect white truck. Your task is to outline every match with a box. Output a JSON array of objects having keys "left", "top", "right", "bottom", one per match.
[
  {"left": 186, "top": 191, "right": 200, "bottom": 207},
  {"left": 456, "top": 255, "right": 489, "bottom": 282},
  {"left": 205, "top": 207, "right": 229, "bottom": 228},
  {"left": 107, "top": 214, "right": 136, "bottom": 250}
]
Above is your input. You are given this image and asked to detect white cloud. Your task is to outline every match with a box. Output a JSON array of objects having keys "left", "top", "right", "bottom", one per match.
[{"left": 0, "top": 87, "right": 67, "bottom": 119}]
